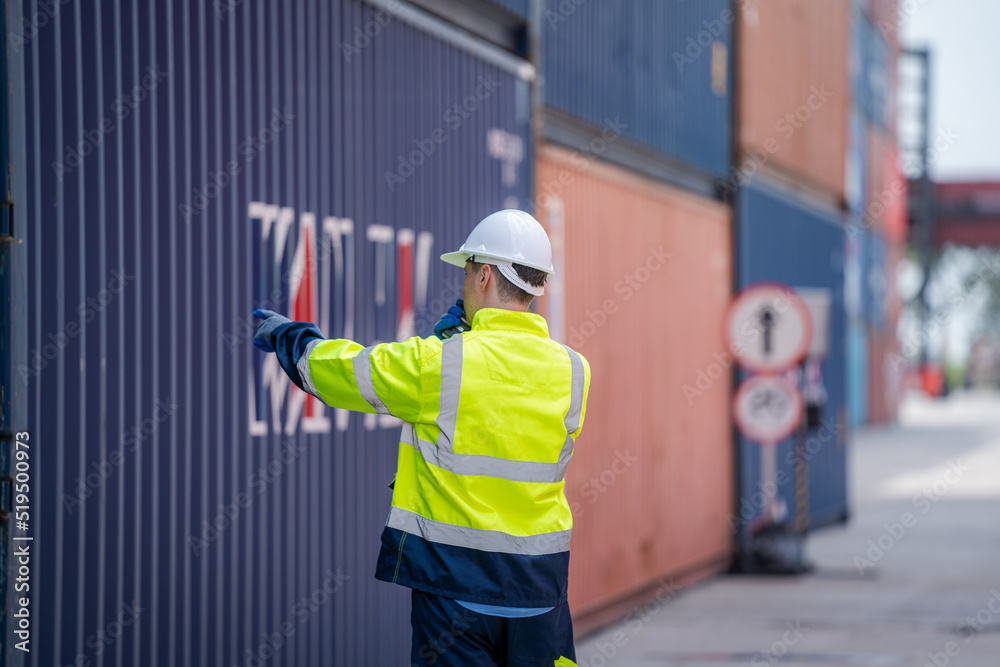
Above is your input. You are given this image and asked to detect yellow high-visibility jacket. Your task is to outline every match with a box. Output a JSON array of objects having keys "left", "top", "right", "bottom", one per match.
[{"left": 273, "top": 307, "right": 590, "bottom": 606}]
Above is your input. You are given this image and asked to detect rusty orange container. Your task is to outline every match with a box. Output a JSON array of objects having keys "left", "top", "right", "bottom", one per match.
[
  {"left": 868, "top": 235, "right": 903, "bottom": 423},
  {"left": 535, "top": 145, "right": 734, "bottom": 622},
  {"left": 865, "top": 123, "right": 894, "bottom": 233},
  {"left": 738, "top": 0, "right": 851, "bottom": 199}
]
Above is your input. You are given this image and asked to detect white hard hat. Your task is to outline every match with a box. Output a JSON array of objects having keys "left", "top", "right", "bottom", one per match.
[{"left": 440, "top": 210, "right": 554, "bottom": 296}]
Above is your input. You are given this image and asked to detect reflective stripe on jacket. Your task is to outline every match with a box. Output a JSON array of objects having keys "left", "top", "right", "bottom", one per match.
[{"left": 295, "top": 308, "right": 590, "bottom": 606}]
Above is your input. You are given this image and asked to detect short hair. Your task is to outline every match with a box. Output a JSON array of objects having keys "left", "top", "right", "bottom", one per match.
[{"left": 468, "top": 260, "right": 547, "bottom": 304}]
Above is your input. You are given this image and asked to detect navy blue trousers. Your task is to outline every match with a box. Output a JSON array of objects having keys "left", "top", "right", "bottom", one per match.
[{"left": 410, "top": 590, "right": 577, "bottom": 666}]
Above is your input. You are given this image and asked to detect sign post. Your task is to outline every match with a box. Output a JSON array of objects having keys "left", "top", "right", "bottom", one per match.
[
  {"left": 732, "top": 374, "right": 805, "bottom": 522},
  {"left": 726, "top": 282, "right": 813, "bottom": 573}
]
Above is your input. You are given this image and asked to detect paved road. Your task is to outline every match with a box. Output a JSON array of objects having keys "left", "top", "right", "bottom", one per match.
[{"left": 574, "top": 391, "right": 1000, "bottom": 667}]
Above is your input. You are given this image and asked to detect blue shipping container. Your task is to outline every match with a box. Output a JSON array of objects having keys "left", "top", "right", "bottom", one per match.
[
  {"left": 19, "top": 0, "right": 531, "bottom": 665},
  {"left": 852, "top": 10, "right": 889, "bottom": 128},
  {"left": 736, "top": 178, "right": 849, "bottom": 534},
  {"left": 487, "top": 0, "right": 529, "bottom": 19},
  {"left": 542, "top": 0, "right": 732, "bottom": 178},
  {"left": 847, "top": 323, "right": 870, "bottom": 428},
  {"left": 846, "top": 109, "right": 868, "bottom": 215},
  {"left": 866, "top": 230, "right": 888, "bottom": 329}
]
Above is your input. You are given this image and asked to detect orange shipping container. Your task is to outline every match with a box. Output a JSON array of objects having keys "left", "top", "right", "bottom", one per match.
[
  {"left": 865, "top": 124, "right": 906, "bottom": 240},
  {"left": 869, "top": 327, "right": 902, "bottom": 422},
  {"left": 739, "top": 0, "right": 850, "bottom": 200},
  {"left": 535, "top": 145, "right": 734, "bottom": 623}
]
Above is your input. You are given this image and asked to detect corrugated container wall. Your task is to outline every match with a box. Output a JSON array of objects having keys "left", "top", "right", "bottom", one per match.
[
  {"left": 846, "top": 109, "right": 868, "bottom": 215},
  {"left": 738, "top": 0, "right": 850, "bottom": 200},
  {"left": 868, "top": 230, "right": 903, "bottom": 424},
  {"left": 868, "top": 328, "right": 901, "bottom": 423},
  {"left": 845, "top": 228, "right": 868, "bottom": 428},
  {"left": 542, "top": 0, "right": 732, "bottom": 178},
  {"left": 868, "top": 0, "right": 898, "bottom": 32},
  {"left": 24, "top": 1, "right": 531, "bottom": 665},
  {"left": 852, "top": 10, "right": 890, "bottom": 129},
  {"left": 847, "top": 324, "right": 869, "bottom": 428},
  {"left": 536, "top": 145, "right": 733, "bottom": 620},
  {"left": 737, "top": 178, "right": 849, "bottom": 531},
  {"left": 1, "top": 0, "right": 28, "bottom": 663},
  {"left": 865, "top": 123, "right": 895, "bottom": 235}
]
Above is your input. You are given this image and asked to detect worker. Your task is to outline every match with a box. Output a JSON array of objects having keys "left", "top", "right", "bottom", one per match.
[{"left": 254, "top": 209, "right": 590, "bottom": 667}]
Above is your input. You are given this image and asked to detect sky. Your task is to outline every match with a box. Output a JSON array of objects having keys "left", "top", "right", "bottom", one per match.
[
  {"left": 901, "top": 0, "right": 1000, "bottom": 181},
  {"left": 896, "top": 0, "right": 1000, "bottom": 365}
]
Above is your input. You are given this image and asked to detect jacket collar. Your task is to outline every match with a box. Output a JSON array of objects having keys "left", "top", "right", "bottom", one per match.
[{"left": 471, "top": 308, "right": 549, "bottom": 338}]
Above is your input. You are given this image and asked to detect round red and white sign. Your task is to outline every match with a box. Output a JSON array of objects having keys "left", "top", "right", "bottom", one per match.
[
  {"left": 732, "top": 374, "right": 804, "bottom": 446},
  {"left": 724, "top": 282, "right": 813, "bottom": 372}
]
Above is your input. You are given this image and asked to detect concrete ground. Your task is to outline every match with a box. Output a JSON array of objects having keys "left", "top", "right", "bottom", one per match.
[{"left": 574, "top": 390, "right": 1000, "bottom": 667}]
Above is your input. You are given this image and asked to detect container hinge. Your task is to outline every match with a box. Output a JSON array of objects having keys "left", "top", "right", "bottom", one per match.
[
  {"left": 0, "top": 199, "right": 13, "bottom": 240},
  {"left": 0, "top": 429, "right": 13, "bottom": 519},
  {"left": 0, "top": 475, "right": 12, "bottom": 519}
]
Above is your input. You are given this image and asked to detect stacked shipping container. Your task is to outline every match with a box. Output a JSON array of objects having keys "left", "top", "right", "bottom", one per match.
[
  {"left": 739, "top": 0, "right": 850, "bottom": 201},
  {"left": 736, "top": 182, "right": 850, "bottom": 530},
  {"left": 735, "top": 0, "right": 854, "bottom": 540},
  {"left": 854, "top": 0, "right": 904, "bottom": 423},
  {"left": 537, "top": 0, "right": 736, "bottom": 625},
  {"left": 21, "top": 0, "right": 532, "bottom": 664},
  {"left": 536, "top": 146, "right": 733, "bottom": 621},
  {"left": 3, "top": 0, "right": 908, "bottom": 658},
  {"left": 541, "top": 0, "right": 732, "bottom": 179}
]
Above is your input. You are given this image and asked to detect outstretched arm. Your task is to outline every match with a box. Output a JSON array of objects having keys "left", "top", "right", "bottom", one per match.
[{"left": 253, "top": 309, "right": 431, "bottom": 423}]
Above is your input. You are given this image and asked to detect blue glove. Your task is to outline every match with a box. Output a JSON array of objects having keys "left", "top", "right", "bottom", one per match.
[
  {"left": 253, "top": 309, "right": 292, "bottom": 352},
  {"left": 434, "top": 299, "right": 470, "bottom": 340}
]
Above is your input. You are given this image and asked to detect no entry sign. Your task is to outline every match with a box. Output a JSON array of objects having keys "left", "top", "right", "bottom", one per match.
[{"left": 724, "top": 283, "right": 813, "bottom": 372}]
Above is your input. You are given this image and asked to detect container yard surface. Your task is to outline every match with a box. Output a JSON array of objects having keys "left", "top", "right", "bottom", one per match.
[{"left": 576, "top": 390, "right": 1000, "bottom": 667}]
